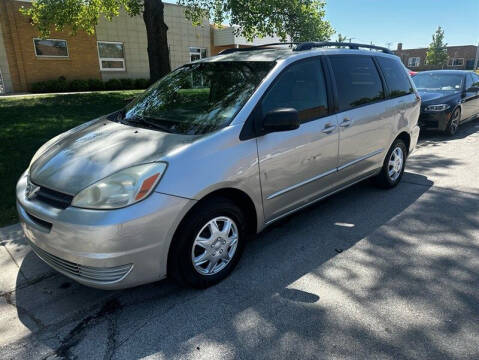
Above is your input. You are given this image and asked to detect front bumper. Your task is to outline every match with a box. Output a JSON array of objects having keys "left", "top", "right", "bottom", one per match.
[
  {"left": 418, "top": 111, "right": 451, "bottom": 131},
  {"left": 16, "top": 172, "right": 195, "bottom": 289}
]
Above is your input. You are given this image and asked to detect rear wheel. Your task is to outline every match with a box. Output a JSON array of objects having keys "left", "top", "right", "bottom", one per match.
[
  {"left": 168, "top": 197, "right": 246, "bottom": 288},
  {"left": 445, "top": 108, "right": 460, "bottom": 136},
  {"left": 372, "top": 139, "right": 407, "bottom": 189}
]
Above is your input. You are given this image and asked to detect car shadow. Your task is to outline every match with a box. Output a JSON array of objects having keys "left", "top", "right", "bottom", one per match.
[{"left": 11, "top": 172, "right": 467, "bottom": 359}]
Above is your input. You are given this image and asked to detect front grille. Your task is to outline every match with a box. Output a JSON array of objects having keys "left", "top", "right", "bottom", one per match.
[
  {"left": 30, "top": 242, "right": 132, "bottom": 284},
  {"left": 34, "top": 185, "right": 73, "bottom": 209}
]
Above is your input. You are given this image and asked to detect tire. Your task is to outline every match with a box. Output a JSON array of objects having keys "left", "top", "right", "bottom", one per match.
[
  {"left": 445, "top": 108, "right": 460, "bottom": 136},
  {"left": 372, "top": 138, "right": 407, "bottom": 189},
  {"left": 168, "top": 197, "right": 246, "bottom": 288}
]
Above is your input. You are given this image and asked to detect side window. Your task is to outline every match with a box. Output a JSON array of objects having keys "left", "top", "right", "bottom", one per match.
[
  {"left": 473, "top": 73, "right": 479, "bottom": 87},
  {"left": 329, "top": 55, "right": 384, "bottom": 112},
  {"left": 465, "top": 74, "right": 473, "bottom": 91},
  {"left": 261, "top": 58, "right": 328, "bottom": 123},
  {"left": 376, "top": 57, "right": 414, "bottom": 98}
]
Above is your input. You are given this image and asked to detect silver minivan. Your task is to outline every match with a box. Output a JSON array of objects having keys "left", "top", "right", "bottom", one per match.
[{"left": 16, "top": 43, "right": 421, "bottom": 289}]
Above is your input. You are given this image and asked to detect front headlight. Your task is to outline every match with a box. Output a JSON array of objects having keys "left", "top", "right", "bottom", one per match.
[
  {"left": 425, "top": 104, "right": 450, "bottom": 112},
  {"left": 71, "top": 163, "right": 167, "bottom": 209}
]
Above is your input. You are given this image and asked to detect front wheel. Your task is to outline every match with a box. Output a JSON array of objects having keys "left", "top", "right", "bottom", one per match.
[
  {"left": 445, "top": 108, "right": 460, "bottom": 136},
  {"left": 372, "top": 139, "right": 407, "bottom": 189},
  {"left": 168, "top": 197, "right": 246, "bottom": 288}
]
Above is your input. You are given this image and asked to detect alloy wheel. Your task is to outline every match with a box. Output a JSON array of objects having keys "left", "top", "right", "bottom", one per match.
[{"left": 449, "top": 110, "right": 460, "bottom": 134}]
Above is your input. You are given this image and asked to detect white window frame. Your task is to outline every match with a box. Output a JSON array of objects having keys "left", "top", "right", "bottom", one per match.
[
  {"left": 453, "top": 58, "right": 464, "bottom": 66},
  {"left": 189, "top": 47, "right": 207, "bottom": 62},
  {"left": 0, "top": 68, "right": 4, "bottom": 94},
  {"left": 33, "top": 38, "right": 69, "bottom": 58},
  {"left": 97, "top": 41, "right": 126, "bottom": 72},
  {"left": 408, "top": 57, "right": 420, "bottom": 68}
]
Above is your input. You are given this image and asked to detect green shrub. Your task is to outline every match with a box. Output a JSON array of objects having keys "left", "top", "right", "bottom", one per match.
[
  {"left": 105, "top": 79, "right": 122, "bottom": 90},
  {"left": 134, "top": 78, "right": 149, "bottom": 89},
  {"left": 69, "top": 79, "right": 89, "bottom": 92},
  {"left": 119, "top": 78, "right": 134, "bottom": 90},
  {"left": 31, "top": 81, "right": 48, "bottom": 93},
  {"left": 88, "top": 79, "right": 104, "bottom": 91},
  {"left": 43, "top": 77, "right": 68, "bottom": 92}
]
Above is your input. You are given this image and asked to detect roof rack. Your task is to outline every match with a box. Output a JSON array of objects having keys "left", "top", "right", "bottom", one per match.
[
  {"left": 293, "top": 42, "right": 392, "bottom": 54},
  {"left": 218, "top": 43, "right": 299, "bottom": 55},
  {"left": 218, "top": 41, "right": 392, "bottom": 55}
]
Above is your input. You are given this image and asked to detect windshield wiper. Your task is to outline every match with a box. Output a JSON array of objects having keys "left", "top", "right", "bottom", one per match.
[{"left": 123, "top": 115, "right": 173, "bottom": 133}]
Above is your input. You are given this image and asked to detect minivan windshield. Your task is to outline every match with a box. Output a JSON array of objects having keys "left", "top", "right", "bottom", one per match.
[
  {"left": 413, "top": 72, "right": 464, "bottom": 92},
  {"left": 123, "top": 61, "right": 275, "bottom": 135}
]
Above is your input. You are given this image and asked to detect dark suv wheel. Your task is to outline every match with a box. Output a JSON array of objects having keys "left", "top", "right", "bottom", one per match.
[{"left": 445, "top": 108, "right": 461, "bottom": 136}]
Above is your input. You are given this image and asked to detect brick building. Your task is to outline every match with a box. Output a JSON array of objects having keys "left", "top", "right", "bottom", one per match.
[
  {"left": 0, "top": 0, "right": 281, "bottom": 94},
  {"left": 0, "top": 0, "right": 211, "bottom": 93},
  {"left": 394, "top": 43, "right": 479, "bottom": 71}
]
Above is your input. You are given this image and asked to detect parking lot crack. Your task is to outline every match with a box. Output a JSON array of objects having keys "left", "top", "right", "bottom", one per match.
[{"left": 42, "top": 298, "right": 123, "bottom": 360}]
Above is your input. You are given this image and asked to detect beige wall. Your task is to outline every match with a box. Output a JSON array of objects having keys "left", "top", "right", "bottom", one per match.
[
  {"left": 95, "top": 11, "right": 149, "bottom": 81},
  {"left": 95, "top": 3, "right": 210, "bottom": 81},
  {"left": 165, "top": 3, "right": 210, "bottom": 70},
  {"left": 0, "top": 19, "right": 13, "bottom": 93}
]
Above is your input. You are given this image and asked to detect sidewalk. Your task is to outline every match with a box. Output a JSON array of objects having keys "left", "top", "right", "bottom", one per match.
[{"left": 0, "top": 224, "right": 55, "bottom": 296}]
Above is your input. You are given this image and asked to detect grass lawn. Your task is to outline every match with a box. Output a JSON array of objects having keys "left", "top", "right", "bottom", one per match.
[{"left": 0, "top": 90, "right": 143, "bottom": 227}]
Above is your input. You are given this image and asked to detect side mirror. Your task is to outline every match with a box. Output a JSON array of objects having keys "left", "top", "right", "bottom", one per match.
[{"left": 262, "top": 108, "right": 300, "bottom": 134}]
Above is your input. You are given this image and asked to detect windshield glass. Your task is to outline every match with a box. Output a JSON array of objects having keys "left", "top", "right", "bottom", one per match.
[
  {"left": 124, "top": 61, "right": 275, "bottom": 135},
  {"left": 413, "top": 73, "right": 464, "bottom": 91}
]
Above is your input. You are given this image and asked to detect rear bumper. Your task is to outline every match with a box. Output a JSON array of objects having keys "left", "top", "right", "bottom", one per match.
[
  {"left": 16, "top": 172, "right": 195, "bottom": 289},
  {"left": 409, "top": 125, "right": 420, "bottom": 155}
]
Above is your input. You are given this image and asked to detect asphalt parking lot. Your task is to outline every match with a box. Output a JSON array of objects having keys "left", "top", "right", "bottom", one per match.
[{"left": 1, "top": 119, "right": 478, "bottom": 360}]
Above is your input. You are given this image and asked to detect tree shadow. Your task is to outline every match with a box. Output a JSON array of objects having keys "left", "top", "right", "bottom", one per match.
[{"left": 13, "top": 173, "right": 479, "bottom": 359}]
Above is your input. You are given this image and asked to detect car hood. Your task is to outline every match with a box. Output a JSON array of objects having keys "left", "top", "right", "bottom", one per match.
[
  {"left": 418, "top": 90, "right": 459, "bottom": 104},
  {"left": 29, "top": 117, "right": 200, "bottom": 195}
]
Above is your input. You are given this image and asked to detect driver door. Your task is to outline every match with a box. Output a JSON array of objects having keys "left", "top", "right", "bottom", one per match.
[
  {"left": 256, "top": 58, "right": 340, "bottom": 222},
  {"left": 462, "top": 73, "right": 479, "bottom": 120}
]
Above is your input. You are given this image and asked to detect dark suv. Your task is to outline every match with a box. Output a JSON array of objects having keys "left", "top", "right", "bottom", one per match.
[{"left": 414, "top": 70, "right": 479, "bottom": 135}]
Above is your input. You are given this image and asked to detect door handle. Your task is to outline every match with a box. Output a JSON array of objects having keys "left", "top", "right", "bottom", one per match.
[
  {"left": 321, "top": 123, "right": 337, "bottom": 134},
  {"left": 339, "top": 118, "right": 352, "bottom": 127}
]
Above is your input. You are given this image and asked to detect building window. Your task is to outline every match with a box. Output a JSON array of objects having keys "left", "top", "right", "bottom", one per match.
[
  {"left": 448, "top": 58, "right": 464, "bottom": 67},
  {"left": 33, "top": 39, "right": 69, "bottom": 57},
  {"left": 97, "top": 41, "right": 126, "bottom": 71},
  {"left": 189, "top": 47, "right": 207, "bottom": 62},
  {"left": 407, "top": 57, "right": 420, "bottom": 68}
]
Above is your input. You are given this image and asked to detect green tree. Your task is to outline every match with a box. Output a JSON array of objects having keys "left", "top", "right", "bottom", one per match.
[
  {"left": 426, "top": 26, "right": 448, "bottom": 68},
  {"left": 181, "top": 0, "right": 334, "bottom": 43},
  {"left": 22, "top": 1, "right": 334, "bottom": 82}
]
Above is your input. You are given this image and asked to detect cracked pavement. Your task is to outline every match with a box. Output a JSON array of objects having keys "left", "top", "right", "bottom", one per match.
[{"left": 1, "top": 119, "right": 479, "bottom": 359}]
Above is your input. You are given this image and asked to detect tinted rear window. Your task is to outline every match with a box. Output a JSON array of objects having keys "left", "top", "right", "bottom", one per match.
[
  {"left": 330, "top": 55, "right": 384, "bottom": 111},
  {"left": 376, "top": 57, "right": 413, "bottom": 98}
]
